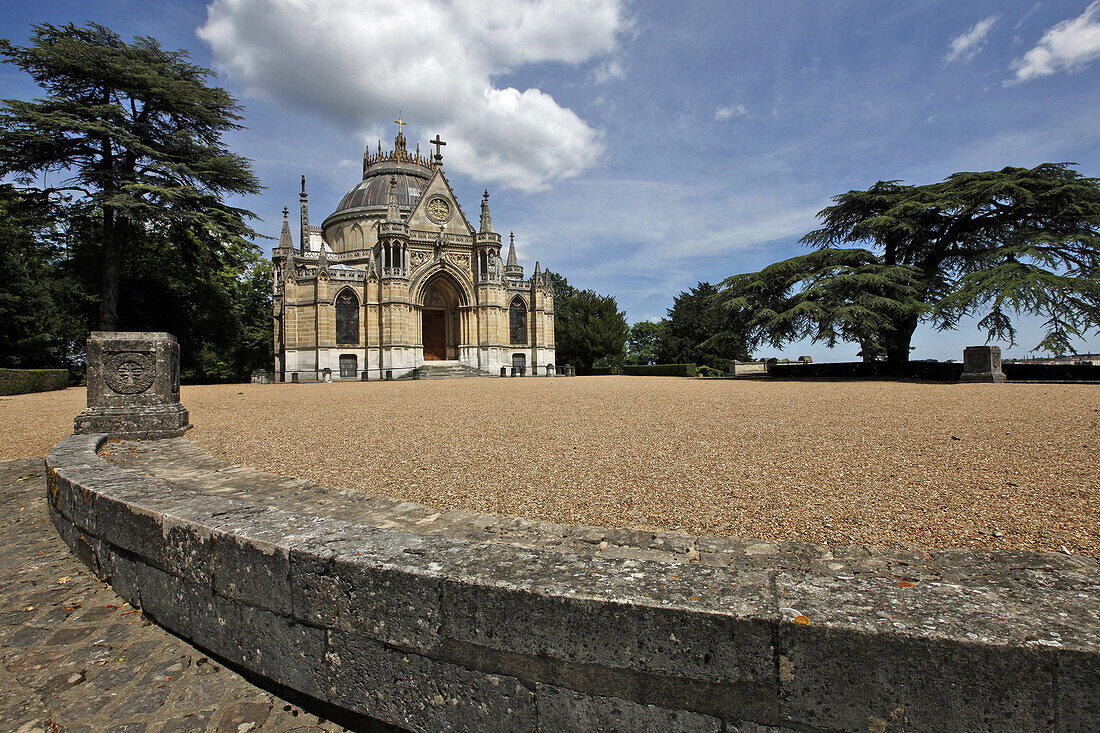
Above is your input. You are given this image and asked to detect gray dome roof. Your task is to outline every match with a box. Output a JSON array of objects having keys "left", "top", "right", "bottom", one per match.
[{"left": 333, "top": 172, "right": 427, "bottom": 213}]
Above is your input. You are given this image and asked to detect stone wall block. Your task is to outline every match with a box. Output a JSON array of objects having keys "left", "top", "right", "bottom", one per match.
[
  {"left": 236, "top": 602, "right": 327, "bottom": 699},
  {"left": 777, "top": 624, "right": 1056, "bottom": 731},
  {"left": 437, "top": 545, "right": 775, "bottom": 687},
  {"left": 534, "top": 683, "right": 724, "bottom": 733},
  {"left": 1059, "top": 650, "right": 1100, "bottom": 732},
  {"left": 290, "top": 528, "right": 445, "bottom": 652},
  {"left": 47, "top": 504, "right": 108, "bottom": 580},
  {"left": 78, "top": 487, "right": 213, "bottom": 587},
  {"left": 325, "top": 630, "right": 537, "bottom": 732},
  {"left": 210, "top": 527, "right": 293, "bottom": 616}
]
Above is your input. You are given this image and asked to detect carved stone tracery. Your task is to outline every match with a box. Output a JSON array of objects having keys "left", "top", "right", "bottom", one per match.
[{"left": 103, "top": 352, "right": 156, "bottom": 395}]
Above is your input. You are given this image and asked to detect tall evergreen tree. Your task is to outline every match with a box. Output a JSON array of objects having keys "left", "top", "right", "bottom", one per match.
[
  {"left": 659, "top": 282, "right": 749, "bottom": 369},
  {"left": 715, "top": 164, "right": 1100, "bottom": 367},
  {"left": 0, "top": 22, "right": 262, "bottom": 330},
  {"left": 548, "top": 272, "right": 628, "bottom": 369},
  {"left": 0, "top": 185, "right": 88, "bottom": 369}
]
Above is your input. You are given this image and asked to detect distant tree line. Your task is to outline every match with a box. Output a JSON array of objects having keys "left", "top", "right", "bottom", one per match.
[
  {"left": 548, "top": 274, "right": 750, "bottom": 373},
  {"left": 0, "top": 23, "right": 269, "bottom": 382},
  {"left": 625, "top": 282, "right": 750, "bottom": 371}
]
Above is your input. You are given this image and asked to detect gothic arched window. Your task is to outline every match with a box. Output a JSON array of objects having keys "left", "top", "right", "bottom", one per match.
[
  {"left": 336, "top": 290, "right": 359, "bottom": 345},
  {"left": 510, "top": 298, "right": 527, "bottom": 345}
]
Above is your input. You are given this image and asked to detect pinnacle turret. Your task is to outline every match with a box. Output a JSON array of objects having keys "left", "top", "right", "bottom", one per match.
[
  {"left": 299, "top": 175, "right": 310, "bottom": 253},
  {"left": 479, "top": 190, "right": 493, "bottom": 233},
  {"left": 279, "top": 207, "right": 293, "bottom": 250},
  {"left": 505, "top": 231, "right": 524, "bottom": 280}
]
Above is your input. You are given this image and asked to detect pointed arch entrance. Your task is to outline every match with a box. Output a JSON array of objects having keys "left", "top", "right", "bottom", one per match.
[{"left": 420, "top": 273, "right": 463, "bottom": 361}]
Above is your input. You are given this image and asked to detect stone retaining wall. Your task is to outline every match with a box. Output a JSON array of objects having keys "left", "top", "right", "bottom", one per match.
[{"left": 46, "top": 434, "right": 1100, "bottom": 732}]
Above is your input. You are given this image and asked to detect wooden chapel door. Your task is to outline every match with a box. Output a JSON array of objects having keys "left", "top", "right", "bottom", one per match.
[{"left": 423, "top": 310, "right": 446, "bottom": 360}]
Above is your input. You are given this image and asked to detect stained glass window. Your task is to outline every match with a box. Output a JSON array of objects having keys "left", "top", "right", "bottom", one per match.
[
  {"left": 510, "top": 298, "right": 527, "bottom": 345},
  {"left": 336, "top": 291, "right": 359, "bottom": 345}
]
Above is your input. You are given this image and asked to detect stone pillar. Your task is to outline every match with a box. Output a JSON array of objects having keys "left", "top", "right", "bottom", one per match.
[
  {"left": 74, "top": 332, "right": 191, "bottom": 439},
  {"left": 960, "top": 345, "right": 1006, "bottom": 383}
]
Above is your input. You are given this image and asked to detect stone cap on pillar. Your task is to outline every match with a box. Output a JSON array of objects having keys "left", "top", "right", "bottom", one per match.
[{"left": 74, "top": 331, "right": 191, "bottom": 439}]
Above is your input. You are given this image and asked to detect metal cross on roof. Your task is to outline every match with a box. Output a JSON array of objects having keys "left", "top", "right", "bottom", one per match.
[
  {"left": 430, "top": 134, "right": 446, "bottom": 158},
  {"left": 394, "top": 113, "right": 406, "bottom": 134}
]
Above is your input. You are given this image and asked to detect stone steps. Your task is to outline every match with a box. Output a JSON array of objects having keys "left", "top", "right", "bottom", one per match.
[{"left": 412, "top": 362, "right": 494, "bottom": 380}]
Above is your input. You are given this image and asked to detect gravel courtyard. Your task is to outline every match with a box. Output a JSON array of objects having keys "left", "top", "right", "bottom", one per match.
[{"left": 3, "top": 377, "right": 1097, "bottom": 555}]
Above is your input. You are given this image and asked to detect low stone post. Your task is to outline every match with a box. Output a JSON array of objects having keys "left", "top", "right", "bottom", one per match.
[
  {"left": 74, "top": 332, "right": 190, "bottom": 439},
  {"left": 500, "top": 366, "right": 507, "bottom": 377},
  {"left": 960, "top": 345, "right": 1006, "bottom": 383}
]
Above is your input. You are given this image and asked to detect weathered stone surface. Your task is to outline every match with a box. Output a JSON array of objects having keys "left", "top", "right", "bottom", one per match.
[
  {"left": 74, "top": 331, "right": 191, "bottom": 438},
  {"left": 327, "top": 630, "right": 537, "bottom": 732},
  {"left": 42, "top": 435, "right": 1100, "bottom": 732},
  {"left": 960, "top": 344, "right": 1007, "bottom": 383},
  {"left": 535, "top": 683, "right": 724, "bottom": 732}
]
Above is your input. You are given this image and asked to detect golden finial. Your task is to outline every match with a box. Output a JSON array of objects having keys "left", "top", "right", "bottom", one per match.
[{"left": 395, "top": 113, "right": 406, "bottom": 135}]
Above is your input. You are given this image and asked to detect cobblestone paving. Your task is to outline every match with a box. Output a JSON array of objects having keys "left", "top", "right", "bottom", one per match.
[{"left": 0, "top": 457, "right": 348, "bottom": 733}]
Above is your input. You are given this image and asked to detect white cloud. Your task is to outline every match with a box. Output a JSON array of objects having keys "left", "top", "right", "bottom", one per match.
[
  {"left": 1010, "top": 1, "right": 1100, "bottom": 81},
  {"left": 592, "top": 58, "right": 625, "bottom": 84},
  {"left": 946, "top": 15, "right": 998, "bottom": 63},
  {"left": 198, "top": 0, "right": 623, "bottom": 191},
  {"left": 715, "top": 103, "right": 748, "bottom": 120}
]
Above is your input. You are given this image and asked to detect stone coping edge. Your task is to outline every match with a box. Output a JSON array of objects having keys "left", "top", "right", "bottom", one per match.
[{"left": 46, "top": 434, "right": 1099, "bottom": 733}]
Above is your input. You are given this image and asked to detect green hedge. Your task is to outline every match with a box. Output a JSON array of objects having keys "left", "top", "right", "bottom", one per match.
[
  {"left": 583, "top": 366, "right": 619, "bottom": 376},
  {"left": 0, "top": 368, "right": 70, "bottom": 396},
  {"left": 622, "top": 363, "right": 697, "bottom": 377}
]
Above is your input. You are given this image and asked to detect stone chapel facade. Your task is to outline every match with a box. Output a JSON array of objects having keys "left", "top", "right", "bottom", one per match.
[{"left": 272, "top": 122, "right": 556, "bottom": 381}]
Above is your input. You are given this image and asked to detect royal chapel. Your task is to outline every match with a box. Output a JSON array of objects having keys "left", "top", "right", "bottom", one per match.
[{"left": 272, "top": 121, "right": 556, "bottom": 381}]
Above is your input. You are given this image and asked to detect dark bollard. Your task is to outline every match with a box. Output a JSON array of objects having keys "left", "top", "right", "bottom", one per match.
[
  {"left": 500, "top": 366, "right": 508, "bottom": 377},
  {"left": 385, "top": 369, "right": 393, "bottom": 381}
]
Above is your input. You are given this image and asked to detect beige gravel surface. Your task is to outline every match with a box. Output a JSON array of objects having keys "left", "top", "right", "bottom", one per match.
[{"left": 3, "top": 378, "right": 1097, "bottom": 555}]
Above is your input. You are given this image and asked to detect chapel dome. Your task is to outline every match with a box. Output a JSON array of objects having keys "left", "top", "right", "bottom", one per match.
[{"left": 332, "top": 170, "right": 428, "bottom": 214}]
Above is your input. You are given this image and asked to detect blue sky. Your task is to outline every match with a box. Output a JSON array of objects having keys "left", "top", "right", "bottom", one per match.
[{"left": 3, "top": 1, "right": 1100, "bottom": 360}]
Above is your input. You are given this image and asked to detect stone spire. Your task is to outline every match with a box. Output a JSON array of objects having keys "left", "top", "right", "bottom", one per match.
[
  {"left": 505, "top": 232, "right": 524, "bottom": 280},
  {"left": 279, "top": 207, "right": 293, "bottom": 250},
  {"left": 299, "top": 175, "right": 309, "bottom": 253},
  {"left": 479, "top": 190, "right": 493, "bottom": 233}
]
